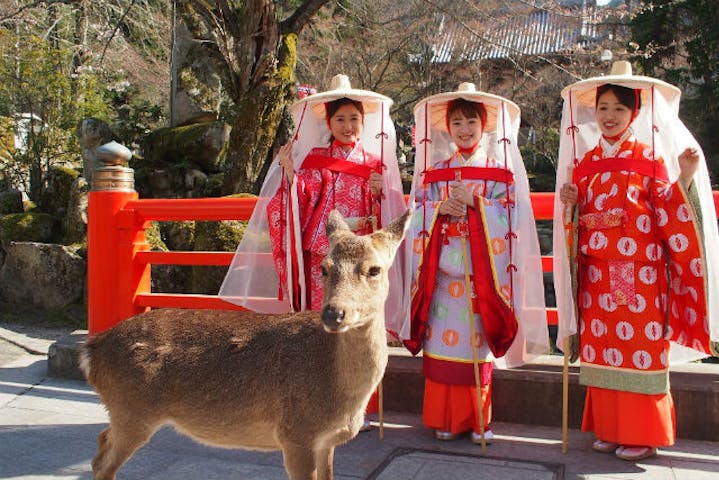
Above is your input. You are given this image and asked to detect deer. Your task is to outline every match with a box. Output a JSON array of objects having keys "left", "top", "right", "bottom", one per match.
[{"left": 80, "top": 209, "right": 410, "bottom": 480}]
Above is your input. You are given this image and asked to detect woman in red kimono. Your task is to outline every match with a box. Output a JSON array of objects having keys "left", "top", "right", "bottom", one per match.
[
  {"left": 554, "top": 61, "right": 719, "bottom": 461},
  {"left": 403, "top": 84, "right": 548, "bottom": 445},
  {"left": 220, "top": 74, "right": 407, "bottom": 430},
  {"left": 270, "top": 96, "right": 391, "bottom": 312}
]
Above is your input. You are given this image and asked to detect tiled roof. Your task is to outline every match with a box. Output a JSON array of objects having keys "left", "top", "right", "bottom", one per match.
[{"left": 424, "top": 7, "right": 608, "bottom": 63}]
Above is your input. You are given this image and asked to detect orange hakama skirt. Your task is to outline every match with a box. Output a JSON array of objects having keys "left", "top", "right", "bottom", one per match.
[
  {"left": 422, "top": 378, "right": 492, "bottom": 434},
  {"left": 582, "top": 386, "right": 675, "bottom": 447}
]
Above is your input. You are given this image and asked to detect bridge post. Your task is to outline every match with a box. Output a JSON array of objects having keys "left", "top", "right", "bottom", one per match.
[{"left": 87, "top": 142, "right": 150, "bottom": 334}]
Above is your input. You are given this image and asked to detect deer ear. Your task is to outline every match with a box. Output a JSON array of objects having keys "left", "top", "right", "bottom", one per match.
[
  {"left": 371, "top": 209, "right": 411, "bottom": 256},
  {"left": 326, "top": 210, "right": 351, "bottom": 237}
]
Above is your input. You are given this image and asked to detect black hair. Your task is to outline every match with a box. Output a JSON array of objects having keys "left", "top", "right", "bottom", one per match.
[
  {"left": 446, "top": 98, "right": 487, "bottom": 130},
  {"left": 325, "top": 97, "right": 364, "bottom": 145},
  {"left": 325, "top": 97, "right": 364, "bottom": 121},
  {"left": 596, "top": 84, "right": 641, "bottom": 111}
]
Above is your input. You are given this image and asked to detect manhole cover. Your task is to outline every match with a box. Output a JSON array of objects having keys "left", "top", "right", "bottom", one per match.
[{"left": 367, "top": 448, "right": 564, "bottom": 480}]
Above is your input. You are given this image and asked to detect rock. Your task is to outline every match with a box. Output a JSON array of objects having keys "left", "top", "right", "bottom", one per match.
[
  {"left": 139, "top": 121, "right": 230, "bottom": 173},
  {"left": 159, "top": 221, "right": 195, "bottom": 251},
  {"left": 0, "top": 242, "right": 85, "bottom": 310},
  {"left": 76, "top": 118, "right": 115, "bottom": 185},
  {"left": 0, "top": 212, "right": 56, "bottom": 246},
  {"left": 48, "top": 330, "right": 88, "bottom": 380},
  {"left": 0, "top": 189, "right": 23, "bottom": 214},
  {"left": 190, "top": 220, "right": 245, "bottom": 294},
  {"left": 40, "top": 166, "right": 81, "bottom": 218},
  {"left": 62, "top": 176, "right": 89, "bottom": 245}
]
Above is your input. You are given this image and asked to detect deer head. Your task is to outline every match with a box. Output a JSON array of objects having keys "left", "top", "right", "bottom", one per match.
[{"left": 320, "top": 209, "right": 410, "bottom": 333}]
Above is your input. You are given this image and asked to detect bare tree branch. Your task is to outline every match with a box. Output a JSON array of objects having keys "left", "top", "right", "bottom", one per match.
[
  {"left": 99, "top": 0, "right": 137, "bottom": 64},
  {"left": 281, "top": 0, "right": 330, "bottom": 35},
  {"left": 0, "top": 0, "right": 74, "bottom": 25}
]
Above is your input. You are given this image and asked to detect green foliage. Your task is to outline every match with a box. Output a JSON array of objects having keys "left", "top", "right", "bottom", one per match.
[
  {"left": 630, "top": 0, "right": 719, "bottom": 178},
  {"left": 520, "top": 127, "right": 559, "bottom": 192},
  {"left": 0, "top": 31, "right": 110, "bottom": 201},
  {"left": 0, "top": 212, "right": 56, "bottom": 244}
]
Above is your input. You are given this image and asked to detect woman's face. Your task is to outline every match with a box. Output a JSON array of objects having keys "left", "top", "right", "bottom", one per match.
[
  {"left": 595, "top": 90, "right": 633, "bottom": 138},
  {"left": 329, "top": 104, "right": 363, "bottom": 144},
  {"left": 448, "top": 111, "right": 483, "bottom": 150}
]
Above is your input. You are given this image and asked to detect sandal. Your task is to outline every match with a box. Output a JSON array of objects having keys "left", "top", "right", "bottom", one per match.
[
  {"left": 471, "top": 430, "right": 494, "bottom": 445},
  {"left": 592, "top": 439, "right": 619, "bottom": 453},
  {"left": 615, "top": 446, "right": 657, "bottom": 461},
  {"left": 435, "top": 430, "right": 459, "bottom": 441}
]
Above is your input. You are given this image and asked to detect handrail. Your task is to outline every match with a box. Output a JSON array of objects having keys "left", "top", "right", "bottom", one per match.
[{"left": 87, "top": 189, "right": 719, "bottom": 334}]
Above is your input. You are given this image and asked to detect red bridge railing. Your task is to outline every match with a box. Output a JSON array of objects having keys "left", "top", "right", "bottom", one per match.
[{"left": 87, "top": 186, "right": 719, "bottom": 335}]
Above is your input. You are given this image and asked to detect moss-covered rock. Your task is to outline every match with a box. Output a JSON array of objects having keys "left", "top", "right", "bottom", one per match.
[
  {"left": 0, "top": 189, "right": 23, "bottom": 214},
  {"left": 145, "top": 221, "right": 168, "bottom": 252},
  {"left": 0, "top": 212, "right": 56, "bottom": 245},
  {"left": 159, "top": 221, "right": 196, "bottom": 251},
  {"left": 40, "top": 165, "right": 81, "bottom": 216},
  {"left": 138, "top": 121, "right": 230, "bottom": 173},
  {"left": 204, "top": 173, "right": 225, "bottom": 197},
  {"left": 150, "top": 221, "right": 194, "bottom": 294},
  {"left": 61, "top": 176, "right": 89, "bottom": 245},
  {"left": 0, "top": 242, "right": 85, "bottom": 311}
]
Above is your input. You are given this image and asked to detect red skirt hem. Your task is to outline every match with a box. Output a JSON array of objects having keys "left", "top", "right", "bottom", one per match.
[{"left": 581, "top": 386, "right": 675, "bottom": 447}]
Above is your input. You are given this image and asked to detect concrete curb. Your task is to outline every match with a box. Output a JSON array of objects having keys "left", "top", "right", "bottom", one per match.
[{"left": 0, "top": 326, "right": 56, "bottom": 356}]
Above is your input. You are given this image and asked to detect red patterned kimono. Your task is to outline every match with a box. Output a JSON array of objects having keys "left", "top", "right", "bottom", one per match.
[
  {"left": 573, "top": 135, "right": 709, "bottom": 446},
  {"left": 266, "top": 140, "right": 381, "bottom": 311}
]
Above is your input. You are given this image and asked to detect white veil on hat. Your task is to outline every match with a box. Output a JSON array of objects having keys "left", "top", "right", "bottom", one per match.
[
  {"left": 553, "top": 61, "right": 719, "bottom": 363},
  {"left": 405, "top": 83, "right": 549, "bottom": 367},
  {"left": 219, "top": 75, "right": 408, "bottom": 334}
]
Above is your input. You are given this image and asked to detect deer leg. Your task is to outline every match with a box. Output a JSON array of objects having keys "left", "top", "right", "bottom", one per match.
[
  {"left": 91, "top": 419, "right": 155, "bottom": 480},
  {"left": 315, "top": 446, "right": 334, "bottom": 480},
  {"left": 281, "top": 442, "right": 318, "bottom": 480}
]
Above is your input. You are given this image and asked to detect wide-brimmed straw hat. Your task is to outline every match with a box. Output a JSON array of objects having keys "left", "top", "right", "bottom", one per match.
[
  {"left": 561, "top": 60, "right": 680, "bottom": 107},
  {"left": 414, "top": 82, "right": 520, "bottom": 134},
  {"left": 292, "top": 74, "right": 392, "bottom": 119}
]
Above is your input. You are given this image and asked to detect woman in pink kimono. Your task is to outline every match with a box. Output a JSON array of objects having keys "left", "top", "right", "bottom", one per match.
[
  {"left": 269, "top": 96, "right": 384, "bottom": 311},
  {"left": 554, "top": 61, "right": 719, "bottom": 461},
  {"left": 403, "top": 84, "right": 548, "bottom": 445},
  {"left": 220, "top": 74, "right": 407, "bottom": 428}
]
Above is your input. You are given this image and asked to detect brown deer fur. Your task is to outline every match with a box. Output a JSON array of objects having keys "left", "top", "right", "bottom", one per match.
[{"left": 80, "top": 209, "right": 410, "bottom": 480}]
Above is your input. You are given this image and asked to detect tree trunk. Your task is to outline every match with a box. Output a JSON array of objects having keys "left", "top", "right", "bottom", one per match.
[
  {"left": 221, "top": 33, "right": 297, "bottom": 194},
  {"left": 175, "top": 0, "right": 329, "bottom": 195}
]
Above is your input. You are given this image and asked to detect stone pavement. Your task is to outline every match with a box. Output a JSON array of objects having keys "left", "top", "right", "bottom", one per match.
[{"left": 1, "top": 325, "right": 718, "bottom": 480}]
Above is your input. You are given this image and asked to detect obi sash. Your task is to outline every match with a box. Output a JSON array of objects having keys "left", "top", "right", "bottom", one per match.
[{"left": 423, "top": 166, "right": 514, "bottom": 185}]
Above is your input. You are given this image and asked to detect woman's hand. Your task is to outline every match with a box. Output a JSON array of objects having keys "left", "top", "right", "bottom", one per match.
[
  {"left": 278, "top": 142, "right": 294, "bottom": 182},
  {"left": 560, "top": 183, "right": 578, "bottom": 208},
  {"left": 678, "top": 147, "right": 700, "bottom": 189},
  {"left": 369, "top": 172, "right": 383, "bottom": 196},
  {"left": 449, "top": 181, "right": 474, "bottom": 206},
  {"left": 438, "top": 197, "right": 466, "bottom": 217}
]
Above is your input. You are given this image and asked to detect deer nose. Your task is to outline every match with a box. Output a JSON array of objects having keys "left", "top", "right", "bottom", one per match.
[{"left": 321, "top": 306, "right": 345, "bottom": 331}]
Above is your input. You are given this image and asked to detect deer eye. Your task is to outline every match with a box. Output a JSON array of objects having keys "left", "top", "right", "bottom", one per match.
[
  {"left": 321, "top": 265, "right": 329, "bottom": 277},
  {"left": 368, "top": 266, "right": 381, "bottom": 278}
]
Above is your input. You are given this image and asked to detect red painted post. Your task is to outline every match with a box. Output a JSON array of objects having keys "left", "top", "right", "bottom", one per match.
[{"left": 87, "top": 146, "right": 149, "bottom": 335}]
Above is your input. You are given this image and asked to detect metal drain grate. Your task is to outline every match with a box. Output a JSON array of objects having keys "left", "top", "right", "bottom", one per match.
[{"left": 366, "top": 448, "right": 564, "bottom": 480}]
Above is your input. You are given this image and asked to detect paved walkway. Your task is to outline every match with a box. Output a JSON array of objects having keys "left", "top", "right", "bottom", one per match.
[{"left": 1, "top": 326, "right": 718, "bottom": 480}]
